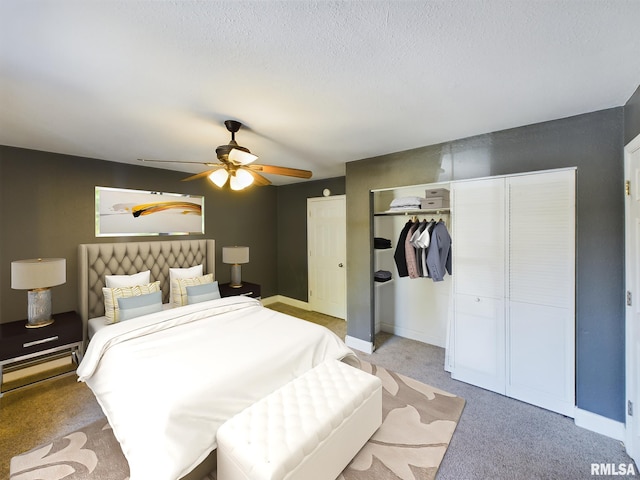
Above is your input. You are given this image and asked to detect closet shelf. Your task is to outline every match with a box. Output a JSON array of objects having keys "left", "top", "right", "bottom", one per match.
[{"left": 374, "top": 208, "right": 450, "bottom": 217}]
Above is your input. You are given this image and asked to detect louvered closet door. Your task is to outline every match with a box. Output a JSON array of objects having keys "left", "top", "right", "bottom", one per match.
[
  {"left": 507, "top": 169, "right": 575, "bottom": 416},
  {"left": 451, "top": 177, "right": 506, "bottom": 394}
]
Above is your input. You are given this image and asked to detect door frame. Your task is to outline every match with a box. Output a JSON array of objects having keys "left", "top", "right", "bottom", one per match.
[{"left": 625, "top": 132, "right": 640, "bottom": 464}]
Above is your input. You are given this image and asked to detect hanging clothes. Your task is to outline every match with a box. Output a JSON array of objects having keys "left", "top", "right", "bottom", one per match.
[
  {"left": 415, "top": 219, "right": 436, "bottom": 278},
  {"left": 393, "top": 220, "right": 414, "bottom": 277},
  {"left": 404, "top": 221, "right": 421, "bottom": 279},
  {"left": 426, "top": 220, "right": 453, "bottom": 282},
  {"left": 409, "top": 220, "right": 428, "bottom": 277}
]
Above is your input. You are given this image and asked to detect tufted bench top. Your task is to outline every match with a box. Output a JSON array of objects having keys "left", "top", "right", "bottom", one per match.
[{"left": 216, "top": 359, "right": 382, "bottom": 480}]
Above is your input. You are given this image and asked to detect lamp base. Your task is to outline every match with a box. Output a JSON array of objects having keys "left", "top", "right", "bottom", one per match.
[
  {"left": 25, "top": 318, "right": 55, "bottom": 328},
  {"left": 26, "top": 288, "right": 55, "bottom": 328},
  {"left": 230, "top": 264, "right": 243, "bottom": 288}
]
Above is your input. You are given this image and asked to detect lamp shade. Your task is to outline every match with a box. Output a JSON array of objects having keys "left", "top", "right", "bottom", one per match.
[
  {"left": 222, "top": 246, "right": 249, "bottom": 265},
  {"left": 11, "top": 258, "right": 66, "bottom": 290},
  {"left": 228, "top": 148, "right": 258, "bottom": 165},
  {"left": 230, "top": 169, "right": 254, "bottom": 191},
  {"left": 209, "top": 168, "right": 229, "bottom": 188}
]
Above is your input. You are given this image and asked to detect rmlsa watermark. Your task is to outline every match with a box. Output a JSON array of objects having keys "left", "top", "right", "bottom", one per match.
[{"left": 591, "top": 463, "right": 637, "bottom": 476}]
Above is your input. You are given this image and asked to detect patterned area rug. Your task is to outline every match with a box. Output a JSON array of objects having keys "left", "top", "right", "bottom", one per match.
[{"left": 10, "top": 362, "right": 465, "bottom": 480}]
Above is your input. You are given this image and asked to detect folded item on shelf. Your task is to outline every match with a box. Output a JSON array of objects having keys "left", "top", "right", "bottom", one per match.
[
  {"left": 374, "top": 270, "right": 393, "bottom": 282},
  {"left": 374, "top": 237, "right": 392, "bottom": 249},
  {"left": 389, "top": 196, "right": 425, "bottom": 209}
]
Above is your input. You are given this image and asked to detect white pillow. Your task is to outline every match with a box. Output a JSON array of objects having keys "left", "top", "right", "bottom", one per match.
[
  {"left": 172, "top": 274, "right": 214, "bottom": 307},
  {"left": 169, "top": 265, "right": 203, "bottom": 302},
  {"left": 105, "top": 270, "right": 151, "bottom": 288}
]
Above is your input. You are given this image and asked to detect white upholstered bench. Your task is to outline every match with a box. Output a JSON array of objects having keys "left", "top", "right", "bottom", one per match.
[{"left": 216, "top": 359, "right": 382, "bottom": 480}]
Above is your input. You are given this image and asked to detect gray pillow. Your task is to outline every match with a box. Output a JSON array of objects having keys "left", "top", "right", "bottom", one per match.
[
  {"left": 186, "top": 281, "right": 221, "bottom": 304},
  {"left": 117, "top": 291, "right": 163, "bottom": 321}
]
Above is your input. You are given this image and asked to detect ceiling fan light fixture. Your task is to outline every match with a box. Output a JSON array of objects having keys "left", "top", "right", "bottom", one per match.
[
  {"left": 140, "top": 119, "right": 312, "bottom": 189},
  {"left": 228, "top": 148, "right": 258, "bottom": 165},
  {"left": 230, "top": 169, "right": 254, "bottom": 190},
  {"left": 208, "top": 168, "right": 229, "bottom": 188}
]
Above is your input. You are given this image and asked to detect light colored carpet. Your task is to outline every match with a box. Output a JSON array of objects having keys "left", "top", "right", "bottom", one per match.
[
  {"left": 4, "top": 303, "right": 464, "bottom": 480},
  {"left": 4, "top": 302, "right": 637, "bottom": 479},
  {"left": 0, "top": 373, "right": 104, "bottom": 480},
  {"left": 9, "top": 361, "right": 464, "bottom": 480}
]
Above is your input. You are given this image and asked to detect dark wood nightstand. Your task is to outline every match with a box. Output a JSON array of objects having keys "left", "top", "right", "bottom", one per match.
[
  {"left": 219, "top": 281, "right": 261, "bottom": 299},
  {"left": 0, "top": 311, "right": 83, "bottom": 396}
]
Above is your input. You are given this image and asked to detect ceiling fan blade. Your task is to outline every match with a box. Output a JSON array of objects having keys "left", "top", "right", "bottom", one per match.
[
  {"left": 243, "top": 167, "right": 272, "bottom": 186},
  {"left": 139, "top": 158, "right": 217, "bottom": 166},
  {"left": 248, "top": 164, "right": 312, "bottom": 179},
  {"left": 181, "top": 167, "right": 223, "bottom": 182}
]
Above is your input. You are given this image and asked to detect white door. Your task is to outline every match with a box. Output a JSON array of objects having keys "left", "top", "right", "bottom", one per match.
[
  {"left": 625, "top": 135, "right": 640, "bottom": 464},
  {"left": 507, "top": 169, "right": 575, "bottom": 416},
  {"left": 308, "top": 195, "right": 346, "bottom": 319},
  {"left": 451, "top": 177, "right": 506, "bottom": 394}
]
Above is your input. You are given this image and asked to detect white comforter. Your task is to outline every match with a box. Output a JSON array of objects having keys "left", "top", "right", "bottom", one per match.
[{"left": 77, "top": 296, "right": 357, "bottom": 480}]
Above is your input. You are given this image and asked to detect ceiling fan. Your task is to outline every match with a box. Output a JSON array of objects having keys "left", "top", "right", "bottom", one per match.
[{"left": 139, "top": 120, "right": 312, "bottom": 191}]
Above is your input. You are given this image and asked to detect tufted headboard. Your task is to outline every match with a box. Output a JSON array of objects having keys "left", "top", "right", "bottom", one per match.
[{"left": 78, "top": 239, "right": 215, "bottom": 343}]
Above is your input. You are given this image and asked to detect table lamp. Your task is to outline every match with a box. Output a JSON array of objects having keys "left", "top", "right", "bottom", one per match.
[
  {"left": 11, "top": 258, "right": 66, "bottom": 328},
  {"left": 222, "top": 246, "right": 249, "bottom": 288}
]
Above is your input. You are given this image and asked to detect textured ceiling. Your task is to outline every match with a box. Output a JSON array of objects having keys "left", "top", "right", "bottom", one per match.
[{"left": 2, "top": 1, "right": 640, "bottom": 185}]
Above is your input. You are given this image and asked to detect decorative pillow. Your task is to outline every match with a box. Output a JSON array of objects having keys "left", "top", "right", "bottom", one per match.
[
  {"left": 186, "top": 281, "right": 221, "bottom": 305},
  {"left": 105, "top": 270, "right": 151, "bottom": 288},
  {"left": 103, "top": 281, "right": 161, "bottom": 324},
  {"left": 118, "top": 291, "right": 162, "bottom": 321},
  {"left": 172, "top": 274, "right": 214, "bottom": 307},
  {"left": 169, "top": 265, "right": 203, "bottom": 302}
]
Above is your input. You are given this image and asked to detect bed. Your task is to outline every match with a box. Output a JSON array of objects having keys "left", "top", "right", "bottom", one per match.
[
  {"left": 76, "top": 239, "right": 357, "bottom": 480},
  {"left": 78, "top": 239, "right": 216, "bottom": 345}
]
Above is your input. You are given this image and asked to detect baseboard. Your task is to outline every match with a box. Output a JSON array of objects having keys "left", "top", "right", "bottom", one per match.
[
  {"left": 261, "top": 295, "right": 310, "bottom": 310},
  {"left": 574, "top": 407, "right": 625, "bottom": 441},
  {"left": 260, "top": 295, "right": 277, "bottom": 306},
  {"left": 380, "top": 322, "right": 445, "bottom": 349},
  {"left": 345, "top": 335, "right": 374, "bottom": 354}
]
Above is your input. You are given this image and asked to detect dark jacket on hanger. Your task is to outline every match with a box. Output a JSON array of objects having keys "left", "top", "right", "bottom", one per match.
[
  {"left": 426, "top": 221, "right": 453, "bottom": 282},
  {"left": 394, "top": 220, "right": 414, "bottom": 277}
]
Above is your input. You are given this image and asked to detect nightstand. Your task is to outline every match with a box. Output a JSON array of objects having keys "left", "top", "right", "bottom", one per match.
[
  {"left": 219, "top": 281, "right": 261, "bottom": 299},
  {"left": 0, "top": 311, "right": 83, "bottom": 396}
]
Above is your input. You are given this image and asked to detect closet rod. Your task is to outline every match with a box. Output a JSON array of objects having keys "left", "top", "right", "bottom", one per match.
[{"left": 373, "top": 208, "right": 450, "bottom": 217}]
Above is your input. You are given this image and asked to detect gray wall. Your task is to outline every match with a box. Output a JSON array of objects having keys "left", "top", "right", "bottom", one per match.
[
  {"left": 625, "top": 85, "right": 640, "bottom": 144},
  {"left": 276, "top": 177, "right": 345, "bottom": 301},
  {"left": 0, "top": 146, "right": 278, "bottom": 323},
  {"left": 1, "top": 103, "right": 633, "bottom": 422},
  {"left": 346, "top": 108, "right": 625, "bottom": 422}
]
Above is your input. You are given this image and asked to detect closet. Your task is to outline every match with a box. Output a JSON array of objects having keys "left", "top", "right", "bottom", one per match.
[
  {"left": 371, "top": 168, "right": 576, "bottom": 417},
  {"left": 372, "top": 183, "right": 452, "bottom": 347},
  {"left": 450, "top": 168, "right": 576, "bottom": 416}
]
